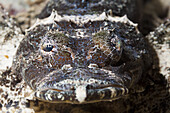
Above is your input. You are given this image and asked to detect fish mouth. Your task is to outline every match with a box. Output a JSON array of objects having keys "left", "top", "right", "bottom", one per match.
[
  {"left": 35, "top": 80, "right": 128, "bottom": 104},
  {"left": 32, "top": 66, "right": 132, "bottom": 104}
]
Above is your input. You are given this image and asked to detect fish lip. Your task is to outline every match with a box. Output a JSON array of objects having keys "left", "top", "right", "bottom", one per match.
[
  {"left": 36, "top": 77, "right": 126, "bottom": 91},
  {"left": 36, "top": 84, "right": 124, "bottom": 92},
  {"left": 33, "top": 67, "right": 131, "bottom": 103},
  {"left": 35, "top": 84, "right": 128, "bottom": 104}
]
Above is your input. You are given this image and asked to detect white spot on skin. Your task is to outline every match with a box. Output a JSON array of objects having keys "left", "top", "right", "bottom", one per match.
[
  {"left": 47, "top": 93, "right": 52, "bottom": 100},
  {"left": 88, "top": 63, "right": 98, "bottom": 69},
  {"left": 75, "top": 85, "right": 87, "bottom": 103},
  {"left": 61, "top": 64, "right": 73, "bottom": 70},
  {"left": 57, "top": 93, "right": 62, "bottom": 99},
  {"left": 61, "top": 97, "right": 65, "bottom": 101},
  {"left": 121, "top": 88, "right": 128, "bottom": 95},
  {"left": 36, "top": 91, "right": 41, "bottom": 98},
  {"left": 109, "top": 87, "right": 117, "bottom": 98}
]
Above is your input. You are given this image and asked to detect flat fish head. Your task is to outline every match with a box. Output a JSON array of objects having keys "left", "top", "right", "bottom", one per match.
[{"left": 13, "top": 12, "right": 144, "bottom": 104}]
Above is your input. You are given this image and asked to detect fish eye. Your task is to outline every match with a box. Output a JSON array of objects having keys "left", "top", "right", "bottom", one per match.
[
  {"left": 42, "top": 43, "right": 54, "bottom": 52},
  {"left": 108, "top": 34, "right": 123, "bottom": 63},
  {"left": 110, "top": 37, "right": 122, "bottom": 51}
]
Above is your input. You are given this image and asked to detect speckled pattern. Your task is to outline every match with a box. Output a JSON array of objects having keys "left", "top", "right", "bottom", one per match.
[
  {"left": 13, "top": 10, "right": 151, "bottom": 104},
  {"left": 0, "top": 0, "right": 169, "bottom": 113},
  {"left": 38, "top": 0, "right": 142, "bottom": 23}
]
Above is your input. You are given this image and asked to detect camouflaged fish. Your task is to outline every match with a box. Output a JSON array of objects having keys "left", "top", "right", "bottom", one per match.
[{"left": 11, "top": 0, "right": 151, "bottom": 104}]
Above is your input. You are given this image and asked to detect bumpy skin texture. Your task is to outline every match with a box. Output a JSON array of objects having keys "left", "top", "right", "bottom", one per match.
[
  {"left": 38, "top": 0, "right": 142, "bottom": 22},
  {"left": 12, "top": 8, "right": 151, "bottom": 103}
]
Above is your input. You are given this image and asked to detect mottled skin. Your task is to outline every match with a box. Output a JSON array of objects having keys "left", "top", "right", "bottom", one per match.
[
  {"left": 12, "top": 5, "right": 152, "bottom": 103},
  {"left": 39, "top": 0, "right": 142, "bottom": 22},
  {"left": 1, "top": 1, "right": 169, "bottom": 112}
]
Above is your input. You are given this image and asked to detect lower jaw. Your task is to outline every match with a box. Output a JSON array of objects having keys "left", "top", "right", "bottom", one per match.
[{"left": 35, "top": 86, "right": 128, "bottom": 104}]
